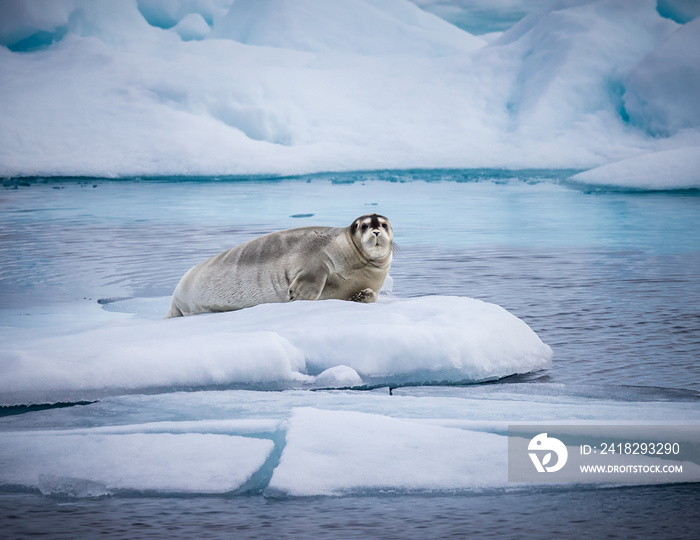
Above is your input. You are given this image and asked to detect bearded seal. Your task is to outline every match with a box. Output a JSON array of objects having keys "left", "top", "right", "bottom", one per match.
[{"left": 166, "top": 214, "right": 393, "bottom": 317}]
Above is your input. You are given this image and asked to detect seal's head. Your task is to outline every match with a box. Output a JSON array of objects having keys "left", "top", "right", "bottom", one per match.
[{"left": 349, "top": 214, "right": 393, "bottom": 261}]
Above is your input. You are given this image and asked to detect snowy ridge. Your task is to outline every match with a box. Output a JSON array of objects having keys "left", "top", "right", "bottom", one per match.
[
  {"left": 0, "top": 0, "right": 699, "bottom": 187},
  {"left": 0, "top": 296, "right": 552, "bottom": 406}
]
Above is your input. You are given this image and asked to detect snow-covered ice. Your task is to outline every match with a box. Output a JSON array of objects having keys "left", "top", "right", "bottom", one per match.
[
  {"left": 0, "top": 0, "right": 699, "bottom": 186},
  {"left": 0, "top": 296, "right": 552, "bottom": 406},
  {"left": 569, "top": 147, "right": 700, "bottom": 190}
]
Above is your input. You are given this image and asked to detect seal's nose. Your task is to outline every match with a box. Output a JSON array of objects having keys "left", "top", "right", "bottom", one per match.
[{"left": 372, "top": 229, "right": 380, "bottom": 236}]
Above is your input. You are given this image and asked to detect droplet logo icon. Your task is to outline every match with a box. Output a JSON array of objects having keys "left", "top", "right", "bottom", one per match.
[{"left": 528, "top": 433, "right": 568, "bottom": 473}]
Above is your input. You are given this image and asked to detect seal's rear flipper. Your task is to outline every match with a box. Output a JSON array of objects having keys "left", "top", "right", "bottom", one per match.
[{"left": 165, "top": 302, "right": 183, "bottom": 318}]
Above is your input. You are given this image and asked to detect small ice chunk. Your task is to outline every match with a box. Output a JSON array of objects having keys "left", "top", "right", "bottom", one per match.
[{"left": 313, "top": 366, "right": 364, "bottom": 388}]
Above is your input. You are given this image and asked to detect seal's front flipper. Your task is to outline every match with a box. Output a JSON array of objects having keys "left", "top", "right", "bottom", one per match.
[
  {"left": 349, "top": 288, "right": 377, "bottom": 303},
  {"left": 288, "top": 270, "right": 328, "bottom": 302}
]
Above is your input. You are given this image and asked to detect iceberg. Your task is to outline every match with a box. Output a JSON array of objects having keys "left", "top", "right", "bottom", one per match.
[
  {"left": 0, "top": 296, "right": 552, "bottom": 406},
  {"left": 0, "top": 0, "right": 699, "bottom": 180}
]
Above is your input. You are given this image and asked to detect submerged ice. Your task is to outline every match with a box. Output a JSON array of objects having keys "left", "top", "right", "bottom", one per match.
[
  {"left": 266, "top": 407, "right": 508, "bottom": 496},
  {"left": 1, "top": 389, "right": 698, "bottom": 496},
  {"left": 0, "top": 431, "right": 273, "bottom": 495},
  {"left": 0, "top": 0, "right": 699, "bottom": 187}
]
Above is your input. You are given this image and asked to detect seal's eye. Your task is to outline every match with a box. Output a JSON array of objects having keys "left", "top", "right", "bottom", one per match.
[
  {"left": 381, "top": 223, "right": 388, "bottom": 230},
  {"left": 361, "top": 224, "right": 368, "bottom": 232}
]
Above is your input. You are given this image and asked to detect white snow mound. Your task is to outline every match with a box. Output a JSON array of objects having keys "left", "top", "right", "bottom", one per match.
[{"left": 0, "top": 296, "right": 552, "bottom": 405}]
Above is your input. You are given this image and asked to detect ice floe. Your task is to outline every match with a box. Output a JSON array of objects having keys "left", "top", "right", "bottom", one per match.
[
  {"left": 570, "top": 147, "right": 700, "bottom": 190},
  {"left": 0, "top": 296, "right": 552, "bottom": 406}
]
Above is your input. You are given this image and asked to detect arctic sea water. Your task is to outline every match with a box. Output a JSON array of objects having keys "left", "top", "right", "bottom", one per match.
[{"left": 1, "top": 170, "right": 699, "bottom": 538}]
